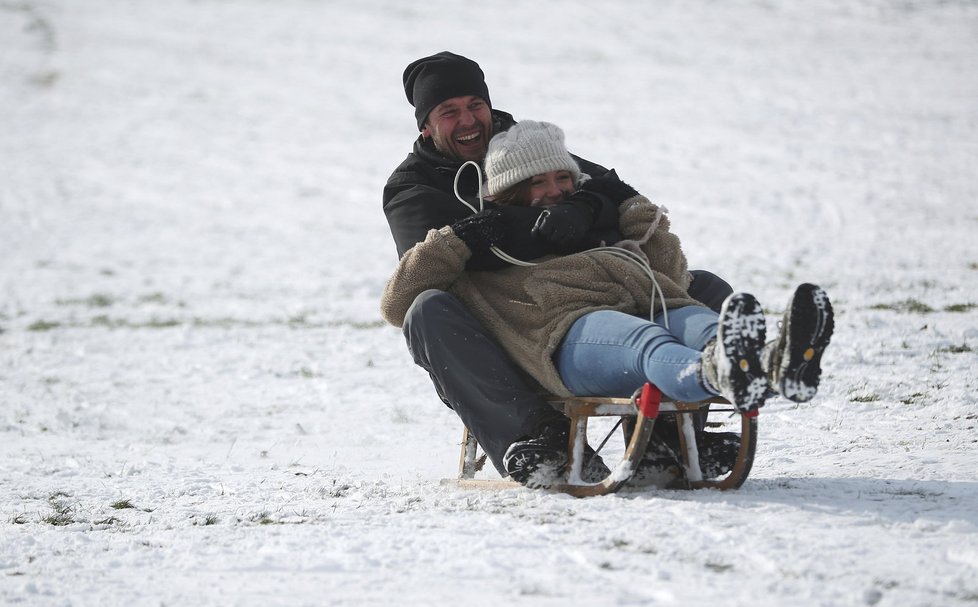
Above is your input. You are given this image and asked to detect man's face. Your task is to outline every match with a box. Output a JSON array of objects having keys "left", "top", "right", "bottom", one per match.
[{"left": 421, "top": 95, "right": 493, "bottom": 162}]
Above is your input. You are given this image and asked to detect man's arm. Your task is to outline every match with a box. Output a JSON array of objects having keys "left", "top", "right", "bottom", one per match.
[
  {"left": 383, "top": 179, "right": 470, "bottom": 257},
  {"left": 384, "top": 162, "right": 553, "bottom": 269}
]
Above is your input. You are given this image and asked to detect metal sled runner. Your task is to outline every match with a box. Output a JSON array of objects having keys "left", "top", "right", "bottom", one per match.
[{"left": 452, "top": 383, "right": 758, "bottom": 497}]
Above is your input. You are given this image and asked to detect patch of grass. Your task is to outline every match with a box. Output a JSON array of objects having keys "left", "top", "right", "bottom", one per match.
[
  {"left": 288, "top": 315, "right": 310, "bottom": 328},
  {"left": 705, "top": 561, "right": 734, "bottom": 573},
  {"left": 349, "top": 320, "right": 386, "bottom": 330},
  {"left": 145, "top": 318, "right": 180, "bottom": 328},
  {"left": 323, "top": 481, "right": 352, "bottom": 498},
  {"left": 901, "top": 392, "right": 926, "bottom": 405},
  {"left": 93, "top": 516, "right": 121, "bottom": 526},
  {"left": 137, "top": 292, "right": 168, "bottom": 304},
  {"left": 944, "top": 303, "right": 977, "bottom": 313},
  {"left": 91, "top": 315, "right": 120, "bottom": 328},
  {"left": 56, "top": 293, "right": 114, "bottom": 308},
  {"left": 44, "top": 496, "right": 76, "bottom": 526},
  {"left": 28, "top": 320, "right": 60, "bottom": 332},
  {"left": 251, "top": 511, "right": 276, "bottom": 525},
  {"left": 11, "top": 513, "right": 30, "bottom": 525},
  {"left": 90, "top": 316, "right": 180, "bottom": 329},
  {"left": 110, "top": 499, "right": 135, "bottom": 510},
  {"left": 850, "top": 393, "right": 881, "bottom": 403},
  {"left": 870, "top": 299, "right": 934, "bottom": 314},
  {"left": 26, "top": 315, "right": 387, "bottom": 332},
  {"left": 937, "top": 344, "right": 973, "bottom": 354}
]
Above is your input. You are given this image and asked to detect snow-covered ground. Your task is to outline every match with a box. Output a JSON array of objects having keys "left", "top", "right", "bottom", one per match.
[{"left": 2, "top": 1, "right": 977, "bottom": 605}]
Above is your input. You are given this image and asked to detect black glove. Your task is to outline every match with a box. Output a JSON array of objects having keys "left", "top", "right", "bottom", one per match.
[
  {"left": 530, "top": 191, "right": 603, "bottom": 249},
  {"left": 451, "top": 209, "right": 509, "bottom": 253},
  {"left": 581, "top": 168, "right": 639, "bottom": 205}
]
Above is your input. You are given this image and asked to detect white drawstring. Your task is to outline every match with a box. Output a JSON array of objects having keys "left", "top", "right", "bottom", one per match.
[
  {"left": 582, "top": 246, "right": 670, "bottom": 329},
  {"left": 452, "top": 161, "right": 485, "bottom": 214}
]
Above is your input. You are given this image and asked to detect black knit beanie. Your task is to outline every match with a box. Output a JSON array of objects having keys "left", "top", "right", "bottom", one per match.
[{"left": 403, "top": 51, "right": 491, "bottom": 130}]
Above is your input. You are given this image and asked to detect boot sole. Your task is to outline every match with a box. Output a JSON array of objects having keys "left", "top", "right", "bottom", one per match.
[
  {"left": 779, "top": 283, "right": 834, "bottom": 402},
  {"left": 717, "top": 293, "right": 769, "bottom": 413}
]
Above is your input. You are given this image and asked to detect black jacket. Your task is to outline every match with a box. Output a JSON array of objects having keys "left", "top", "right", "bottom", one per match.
[{"left": 383, "top": 109, "right": 613, "bottom": 270}]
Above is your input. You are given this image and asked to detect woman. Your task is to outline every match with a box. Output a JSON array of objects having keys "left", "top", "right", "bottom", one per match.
[{"left": 381, "top": 121, "right": 834, "bottom": 481}]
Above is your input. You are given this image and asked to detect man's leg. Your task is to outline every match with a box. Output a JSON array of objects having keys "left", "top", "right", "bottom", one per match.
[
  {"left": 402, "top": 290, "right": 563, "bottom": 474},
  {"left": 688, "top": 270, "right": 733, "bottom": 313}
]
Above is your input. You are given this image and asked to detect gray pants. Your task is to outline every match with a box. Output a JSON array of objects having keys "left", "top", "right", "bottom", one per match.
[{"left": 402, "top": 270, "right": 733, "bottom": 474}]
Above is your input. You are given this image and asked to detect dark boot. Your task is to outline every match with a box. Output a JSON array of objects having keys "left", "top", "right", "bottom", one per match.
[{"left": 762, "top": 283, "right": 835, "bottom": 403}]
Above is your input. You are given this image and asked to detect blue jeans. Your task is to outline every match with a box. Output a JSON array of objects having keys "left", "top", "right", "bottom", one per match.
[{"left": 555, "top": 307, "right": 719, "bottom": 401}]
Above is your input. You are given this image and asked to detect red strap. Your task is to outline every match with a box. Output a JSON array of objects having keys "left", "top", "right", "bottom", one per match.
[
  {"left": 745, "top": 408, "right": 760, "bottom": 418},
  {"left": 637, "top": 383, "right": 661, "bottom": 418}
]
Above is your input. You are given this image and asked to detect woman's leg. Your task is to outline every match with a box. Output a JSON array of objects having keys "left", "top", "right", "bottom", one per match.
[
  {"left": 555, "top": 308, "right": 720, "bottom": 401},
  {"left": 653, "top": 304, "right": 719, "bottom": 351}
]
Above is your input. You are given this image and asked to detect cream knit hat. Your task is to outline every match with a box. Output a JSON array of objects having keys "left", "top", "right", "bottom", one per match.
[{"left": 484, "top": 120, "right": 581, "bottom": 196}]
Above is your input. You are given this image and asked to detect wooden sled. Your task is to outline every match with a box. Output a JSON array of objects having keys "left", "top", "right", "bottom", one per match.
[{"left": 450, "top": 383, "right": 758, "bottom": 497}]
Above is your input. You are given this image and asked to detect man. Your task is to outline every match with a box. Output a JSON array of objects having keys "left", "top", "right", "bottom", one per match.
[{"left": 382, "top": 51, "right": 735, "bottom": 485}]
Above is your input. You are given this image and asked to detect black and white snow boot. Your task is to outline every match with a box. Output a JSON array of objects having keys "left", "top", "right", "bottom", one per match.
[
  {"left": 630, "top": 437, "right": 686, "bottom": 488},
  {"left": 763, "top": 283, "right": 834, "bottom": 403},
  {"left": 701, "top": 292, "right": 769, "bottom": 413},
  {"left": 503, "top": 422, "right": 610, "bottom": 487}
]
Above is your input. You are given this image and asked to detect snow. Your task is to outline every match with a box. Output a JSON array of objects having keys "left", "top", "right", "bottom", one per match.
[{"left": 2, "top": 0, "right": 977, "bottom": 605}]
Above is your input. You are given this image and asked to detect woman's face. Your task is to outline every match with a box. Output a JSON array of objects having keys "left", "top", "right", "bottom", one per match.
[{"left": 529, "top": 170, "right": 576, "bottom": 207}]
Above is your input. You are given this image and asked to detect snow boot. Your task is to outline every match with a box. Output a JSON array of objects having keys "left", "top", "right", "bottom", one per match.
[
  {"left": 697, "top": 431, "right": 741, "bottom": 478},
  {"left": 635, "top": 417, "right": 739, "bottom": 480},
  {"left": 503, "top": 421, "right": 610, "bottom": 487},
  {"left": 630, "top": 437, "right": 686, "bottom": 488},
  {"left": 763, "top": 283, "right": 834, "bottom": 402},
  {"left": 701, "top": 293, "right": 769, "bottom": 413}
]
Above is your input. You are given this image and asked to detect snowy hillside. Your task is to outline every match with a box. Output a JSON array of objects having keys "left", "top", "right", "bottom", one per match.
[{"left": 2, "top": 1, "right": 977, "bottom": 605}]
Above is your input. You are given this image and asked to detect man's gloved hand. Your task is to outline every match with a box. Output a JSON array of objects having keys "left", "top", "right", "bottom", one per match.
[
  {"left": 451, "top": 209, "right": 509, "bottom": 253},
  {"left": 531, "top": 190, "right": 604, "bottom": 249},
  {"left": 580, "top": 168, "right": 639, "bottom": 205}
]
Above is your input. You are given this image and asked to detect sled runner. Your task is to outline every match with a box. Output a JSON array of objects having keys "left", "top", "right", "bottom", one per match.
[{"left": 451, "top": 383, "right": 758, "bottom": 497}]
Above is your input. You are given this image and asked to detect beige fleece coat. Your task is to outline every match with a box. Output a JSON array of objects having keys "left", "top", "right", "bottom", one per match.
[{"left": 380, "top": 196, "right": 704, "bottom": 397}]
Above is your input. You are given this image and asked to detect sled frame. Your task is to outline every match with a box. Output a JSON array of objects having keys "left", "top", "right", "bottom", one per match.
[{"left": 451, "top": 386, "right": 758, "bottom": 497}]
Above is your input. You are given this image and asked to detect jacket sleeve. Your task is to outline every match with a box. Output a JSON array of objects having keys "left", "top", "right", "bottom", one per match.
[
  {"left": 617, "top": 196, "right": 692, "bottom": 292},
  {"left": 380, "top": 226, "right": 471, "bottom": 328},
  {"left": 383, "top": 169, "right": 550, "bottom": 270},
  {"left": 383, "top": 176, "right": 473, "bottom": 258}
]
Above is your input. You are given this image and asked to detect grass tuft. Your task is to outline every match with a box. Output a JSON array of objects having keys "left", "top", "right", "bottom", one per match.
[
  {"left": 870, "top": 299, "right": 934, "bottom": 314},
  {"left": 44, "top": 497, "right": 76, "bottom": 526},
  {"left": 937, "top": 344, "right": 973, "bottom": 354},
  {"left": 944, "top": 303, "right": 977, "bottom": 313}
]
